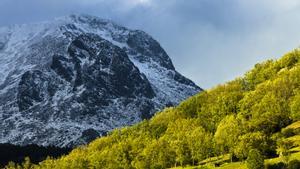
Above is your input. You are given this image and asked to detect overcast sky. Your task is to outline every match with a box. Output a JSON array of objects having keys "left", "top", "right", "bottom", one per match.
[{"left": 1, "top": 0, "right": 300, "bottom": 88}]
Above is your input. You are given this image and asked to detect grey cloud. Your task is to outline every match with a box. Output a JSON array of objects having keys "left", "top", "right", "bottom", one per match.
[{"left": 1, "top": 0, "right": 300, "bottom": 88}]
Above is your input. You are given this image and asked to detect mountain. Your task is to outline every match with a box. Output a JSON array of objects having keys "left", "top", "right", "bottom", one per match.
[
  {"left": 0, "top": 14, "right": 201, "bottom": 147},
  {"left": 17, "top": 49, "right": 300, "bottom": 169}
]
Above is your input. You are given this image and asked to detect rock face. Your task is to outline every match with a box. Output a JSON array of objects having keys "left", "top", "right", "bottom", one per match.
[{"left": 0, "top": 14, "right": 201, "bottom": 147}]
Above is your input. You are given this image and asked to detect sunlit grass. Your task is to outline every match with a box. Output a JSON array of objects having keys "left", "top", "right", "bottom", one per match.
[
  {"left": 217, "top": 162, "right": 246, "bottom": 169},
  {"left": 285, "top": 121, "right": 300, "bottom": 129},
  {"left": 199, "top": 154, "right": 230, "bottom": 165}
]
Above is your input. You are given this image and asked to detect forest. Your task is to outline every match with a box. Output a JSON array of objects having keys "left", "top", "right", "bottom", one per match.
[{"left": 6, "top": 49, "right": 300, "bottom": 169}]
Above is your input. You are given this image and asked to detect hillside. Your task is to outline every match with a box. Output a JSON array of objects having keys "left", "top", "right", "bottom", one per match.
[{"left": 7, "top": 49, "right": 300, "bottom": 169}]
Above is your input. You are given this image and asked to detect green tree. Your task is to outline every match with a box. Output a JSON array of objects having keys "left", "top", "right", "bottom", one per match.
[
  {"left": 165, "top": 119, "right": 198, "bottom": 167},
  {"left": 214, "top": 115, "right": 241, "bottom": 161},
  {"left": 197, "top": 80, "right": 244, "bottom": 132},
  {"left": 276, "top": 49, "right": 300, "bottom": 70},
  {"left": 240, "top": 82, "right": 291, "bottom": 134},
  {"left": 244, "top": 60, "right": 275, "bottom": 90},
  {"left": 139, "top": 139, "right": 175, "bottom": 169},
  {"left": 246, "top": 149, "right": 264, "bottom": 169},
  {"left": 187, "top": 127, "right": 213, "bottom": 165},
  {"left": 234, "top": 132, "right": 270, "bottom": 160},
  {"left": 170, "top": 139, "right": 190, "bottom": 167},
  {"left": 290, "top": 92, "right": 300, "bottom": 121}
]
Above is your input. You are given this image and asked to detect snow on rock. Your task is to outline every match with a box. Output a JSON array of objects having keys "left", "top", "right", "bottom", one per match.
[{"left": 0, "top": 14, "right": 201, "bottom": 147}]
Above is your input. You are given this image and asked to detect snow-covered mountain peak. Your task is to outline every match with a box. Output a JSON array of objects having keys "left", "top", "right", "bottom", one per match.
[
  {"left": 58, "top": 14, "right": 117, "bottom": 26},
  {"left": 0, "top": 15, "right": 201, "bottom": 147}
]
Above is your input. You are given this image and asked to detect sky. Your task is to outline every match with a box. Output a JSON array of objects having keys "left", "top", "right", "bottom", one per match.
[{"left": 1, "top": 0, "right": 300, "bottom": 89}]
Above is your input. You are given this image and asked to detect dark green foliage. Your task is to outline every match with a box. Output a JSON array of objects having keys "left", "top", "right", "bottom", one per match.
[
  {"left": 281, "top": 128, "right": 296, "bottom": 138},
  {"left": 288, "top": 160, "right": 300, "bottom": 169},
  {"left": 265, "top": 162, "right": 285, "bottom": 169},
  {"left": 246, "top": 149, "right": 264, "bottom": 169},
  {"left": 234, "top": 132, "right": 273, "bottom": 160}
]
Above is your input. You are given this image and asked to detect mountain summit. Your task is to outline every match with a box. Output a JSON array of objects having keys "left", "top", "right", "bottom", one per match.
[{"left": 0, "top": 14, "right": 201, "bottom": 147}]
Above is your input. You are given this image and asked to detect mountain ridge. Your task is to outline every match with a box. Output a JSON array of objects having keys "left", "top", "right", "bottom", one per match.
[{"left": 0, "top": 14, "right": 201, "bottom": 147}]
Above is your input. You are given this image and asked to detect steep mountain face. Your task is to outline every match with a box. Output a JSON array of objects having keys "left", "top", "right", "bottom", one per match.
[{"left": 0, "top": 14, "right": 201, "bottom": 147}]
